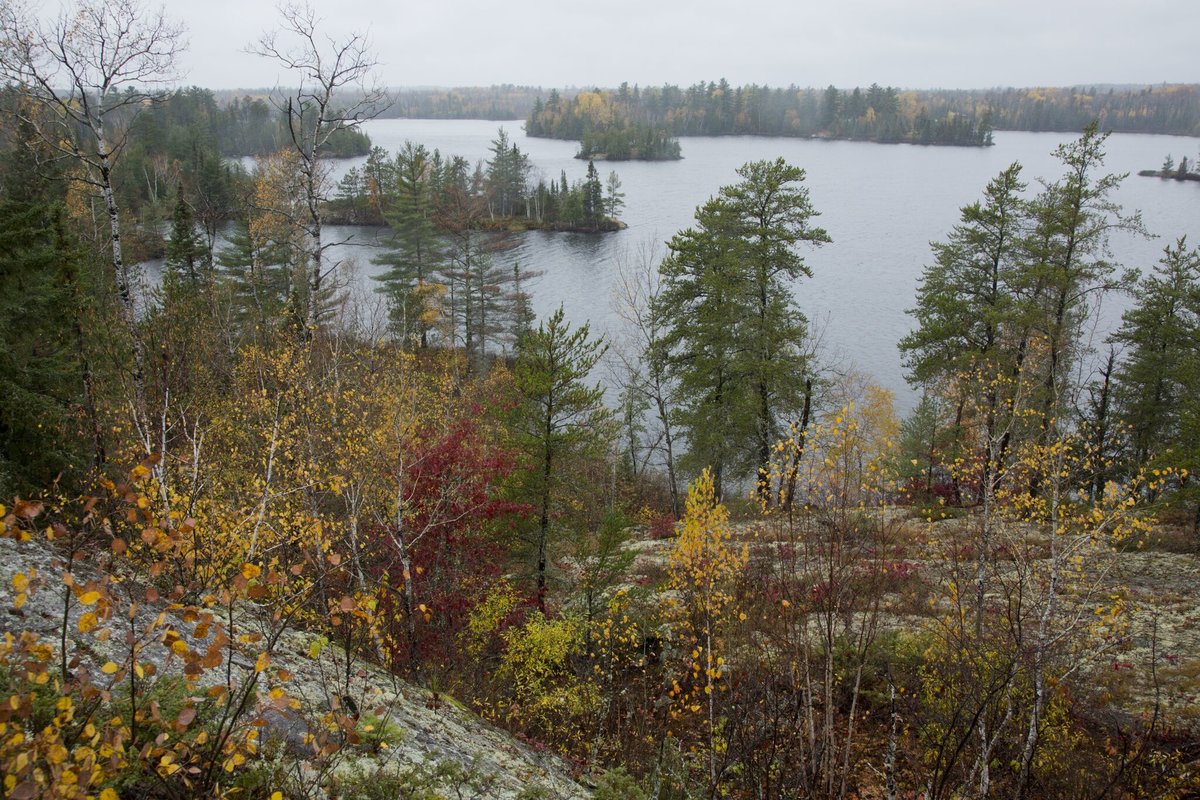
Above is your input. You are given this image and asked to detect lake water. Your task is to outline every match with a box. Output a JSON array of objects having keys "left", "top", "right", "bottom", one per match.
[{"left": 254, "top": 119, "right": 1200, "bottom": 412}]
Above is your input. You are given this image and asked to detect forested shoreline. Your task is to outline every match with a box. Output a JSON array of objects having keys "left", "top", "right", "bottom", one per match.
[
  {"left": 369, "top": 82, "right": 1200, "bottom": 135},
  {"left": 327, "top": 129, "right": 626, "bottom": 234},
  {"left": 1, "top": 1, "right": 1199, "bottom": 798}
]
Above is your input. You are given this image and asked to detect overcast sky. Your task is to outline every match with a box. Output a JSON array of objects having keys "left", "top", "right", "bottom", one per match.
[{"left": 166, "top": 0, "right": 1197, "bottom": 91}]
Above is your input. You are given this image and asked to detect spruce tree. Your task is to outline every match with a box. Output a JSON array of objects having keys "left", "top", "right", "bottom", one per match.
[
  {"left": 0, "top": 135, "right": 90, "bottom": 494},
  {"left": 164, "top": 190, "right": 207, "bottom": 286}
]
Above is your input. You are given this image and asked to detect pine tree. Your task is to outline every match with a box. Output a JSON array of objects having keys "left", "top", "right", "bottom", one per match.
[
  {"left": 1111, "top": 238, "right": 1200, "bottom": 470},
  {"left": 604, "top": 170, "right": 625, "bottom": 219},
  {"left": 373, "top": 142, "right": 447, "bottom": 347},
  {"left": 1019, "top": 123, "right": 1142, "bottom": 437},
  {"left": 512, "top": 307, "right": 609, "bottom": 611},
  {"left": 900, "top": 163, "right": 1029, "bottom": 493},
  {"left": 656, "top": 158, "right": 829, "bottom": 499}
]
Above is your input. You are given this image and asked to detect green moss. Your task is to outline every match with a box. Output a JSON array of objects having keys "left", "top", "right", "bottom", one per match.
[
  {"left": 593, "top": 767, "right": 649, "bottom": 800},
  {"left": 326, "top": 757, "right": 489, "bottom": 800}
]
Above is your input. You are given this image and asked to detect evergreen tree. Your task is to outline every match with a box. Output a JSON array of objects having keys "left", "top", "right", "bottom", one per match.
[
  {"left": 217, "top": 218, "right": 294, "bottom": 343},
  {"left": 901, "top": 163, "right": 1027, "bottom": 383},
  {"left": 656, "top": 158, "right": 829, "bottom": 499},
  {"left": 485, "top": 128, "right": 530, "bottom": 218},
  {"left": 900, "top": 163, "right": 1029, "bottom": 492},
  {"left": 164, "top": 190, "right": 207, "bottom": 286},
  {"left": 896, "top": 392, "right": 958, "bottom": 498},
  {"left": 1019, "top": 122, "right": 1142, "bottom": 437},
  {"left": 373, "top": 142, "right": 447, "bottom": 347},
  {"left": 0, "top": 136, "right": 90, "bottom": 494},
  {"left": 1110, "top": 238, "right": 1200, "bottom": 470},
  {"left": 583, "top": 160, "right": 604, "bottom": 229},
  {"left": 507, "top": 262, "right": 538, "bottom": 350},
  {"left": 511, "top": 307, "right": 610, "bottom": 610},
  {"left": 605, "top": 170, "right": 625, "bottom": 219}
]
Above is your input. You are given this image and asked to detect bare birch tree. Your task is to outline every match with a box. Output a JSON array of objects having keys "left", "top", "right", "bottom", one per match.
[
  {"left": 250, "top": 2, "right": 387, "bottom": 339},
  {"left": 0, "top": 0, "right": 185, "bottom": 449}
]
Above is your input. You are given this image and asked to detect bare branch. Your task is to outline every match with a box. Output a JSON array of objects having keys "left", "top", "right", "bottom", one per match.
[
  {"left": 0, "top": 0, "right": 186, "bottom": 462},
  {"left": 248, "top": 1, "right": 387, "bottom": 338}
]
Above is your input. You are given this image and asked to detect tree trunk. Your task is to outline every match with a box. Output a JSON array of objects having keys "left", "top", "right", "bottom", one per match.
[
  {"left": 99, "top": 154, "right": 151, "bottom": 443},
  {"left": 536, "top": 413, "right": 554, "bottom": 614},
  {"left": 782, "top": 379, "right": 813, "bottom": 512}
]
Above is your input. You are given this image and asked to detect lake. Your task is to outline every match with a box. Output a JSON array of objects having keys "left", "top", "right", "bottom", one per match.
[{"left": 276, "top": 120, "right": 1200, "bottom": 412}]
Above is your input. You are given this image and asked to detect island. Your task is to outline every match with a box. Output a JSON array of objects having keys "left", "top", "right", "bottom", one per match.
[{"left": 1139, "top": 154, "right": 1200, "bottom": 182}]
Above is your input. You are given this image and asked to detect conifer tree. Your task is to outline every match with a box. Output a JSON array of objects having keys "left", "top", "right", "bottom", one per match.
[
  {"left": 512, "top": 307, "right": 609, "bottom": 611},
  {"left": 0, "top": 127, "right": 91, "bottom": 493},
  {"left": 900, "top": 163, "right": 1029, "bottom": 493},
  {"left": 164, "top": 191, "right": 206, "bottom": 286},
  {"left": 1019, "top": 122, "right": 1142, "bottom": 436},
  {"left": 373, "top": 142, "right": 447, "bottom": 347},
  {"left": 1111, "top": 238, "right": 1200, "bottom": 473},
  {"left": 656, "top": 158, "right": 828, "bottom": 499}
]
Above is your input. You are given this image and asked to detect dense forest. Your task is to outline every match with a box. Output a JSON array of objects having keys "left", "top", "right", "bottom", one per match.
[
  {"left": 366, "top": 82, "right": 1200, "bottom": 140},
  {"left": 353, "top": 83, "right": 1200, "bottom": 158},
  {"left": 526, "top": 82, "right": 995, "bottom": 150},
  {"left": 978, "top": 84, "right": 1200, "bottom": 135},
  {"left": 376, "top": 81, "right": 1200, "bottom": 160},
  {"left": 1, "top": 1, "right": 1200, "bottom": 799},
  {"left": 7, "top": 83, "right": 373, "bottom": 262},
  {"left": 366, "top": 85, "right": 545, "bottom": 120}
]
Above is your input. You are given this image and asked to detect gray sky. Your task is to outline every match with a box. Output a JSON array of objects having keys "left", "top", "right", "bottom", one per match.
[{"left": 168, "top": 0, "right": 1199, "bottom": 90}]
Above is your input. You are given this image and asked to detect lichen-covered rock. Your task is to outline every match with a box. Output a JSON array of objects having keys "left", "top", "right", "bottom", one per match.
[{"left": 0, "top": 534, "right": 590, "bottom": 800}]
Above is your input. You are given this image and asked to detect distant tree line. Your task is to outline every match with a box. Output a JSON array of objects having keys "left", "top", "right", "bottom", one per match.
[
  {"left": 366, "top": 84, "right": 546, "bottom": 120},
  {"left": 527, "top": 80, "right": 994, "bottom": 148},
  {"left": 977, "top": 84, "right": 1200, "bottom": 136},
  {"left": 126, "top": 86, "right": 371, "bottom": 159}
]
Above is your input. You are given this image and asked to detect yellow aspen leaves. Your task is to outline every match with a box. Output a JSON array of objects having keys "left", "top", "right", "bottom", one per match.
[
  {"left": 11, "top": 572, "right": 29, "bottom": 609},
  {"left": 255, "top": 652, "right": 270, "bottom": 673},
  {"left": 159, "top": 752, "right": 180, "bottom": 774}
]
